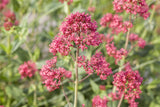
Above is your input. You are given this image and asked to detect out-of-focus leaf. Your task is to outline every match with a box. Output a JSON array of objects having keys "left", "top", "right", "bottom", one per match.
[
  {"left": 90, "top": 79, "right": 99, "bottom": 94},
  {"left": 5, "top": 85, "right": 24, "bottom": 100}
]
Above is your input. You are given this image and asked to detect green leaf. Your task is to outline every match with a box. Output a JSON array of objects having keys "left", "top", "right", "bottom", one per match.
[
  {"left": 90, "top": 79, "right": 99, "bottom": 94},
  {"left": 5, "top": 85, "right": 24, "bottom": 100},
  {"left": 78, "top": 92, "right": 85, "bottom": 105},
  {"left": 12, "top": 0, "right": 20, "bottom": 12},
  {"left": 0, "top": 44, "right": 7, "bottom": 53}
]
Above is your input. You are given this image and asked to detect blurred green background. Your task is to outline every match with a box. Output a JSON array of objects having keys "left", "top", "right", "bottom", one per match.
[{"left": 0, "top": 0, "right": 160, "bottom": 107}]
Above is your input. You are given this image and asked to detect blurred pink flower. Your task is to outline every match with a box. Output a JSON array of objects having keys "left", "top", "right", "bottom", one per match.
[{"left": 18, "top": 61, "right": 37, "bottom": 79}]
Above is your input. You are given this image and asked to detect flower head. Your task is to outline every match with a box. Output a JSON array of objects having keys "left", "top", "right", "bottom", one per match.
[
  {"left": 18, "top": 61, "right": 37, "bottom": 79},
  {"left": 49, "top": 12, "right": 101, "bottom": 56},
  {"left": 59, "top": 0, "right": 73, "bottom": 5},
  {"left": 40, "top": 57, "right": 72, "bottom": 91},
  {"left": 113, "top": 0, "right": 150, "bottom": 19},
  {"left": 92, "top": 95, "right": 108, "bottom": 107},
  {"left": 113, "top": 63, "right": 143, "bottom": 106},
  {"left": 100, "top": 13, "right": 132, "bottom": 34}
]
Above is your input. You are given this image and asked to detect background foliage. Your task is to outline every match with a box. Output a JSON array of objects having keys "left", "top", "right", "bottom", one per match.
[{"left": 0, "top": 0, "right": 160, "bottom": 107}]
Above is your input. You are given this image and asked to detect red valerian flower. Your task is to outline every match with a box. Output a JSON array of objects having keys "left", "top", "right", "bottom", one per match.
[
  {"left": 49, "top": 12, "right": 102, "bottom": 56},
  {"left": 113, "top": 0, "right": 150, "bottom": 19},
  {"left": 92, "top": 95, "right": 108, "bottom": 107},
  {"left": 78, "top": 52, "right": 112, "bottom": 80},
  {"left": 100, "top": 13, "right": 133, "bottom": 34},
  {"left": 40, "top": 57, "right": 72, "bottom": 92},
  {"left": 138, "top": 38, "right": 146, "bottom": 48},
  {"left": 59, "top": 0, "right": 73, "bottom": 5},
  {"left": 18, "top": 61, "right": 37, "bottom": 79},
  {"left": 113, "top": 63, "right": 143, "bottom": 107},
  {"left": 88, "top": 7, "right": 96, "bottom": 13}
]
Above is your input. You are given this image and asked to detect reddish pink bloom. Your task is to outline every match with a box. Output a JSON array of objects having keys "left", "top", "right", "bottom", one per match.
[
  {"left": 59, "top": 0, "right": 73, "bottom": 5},
  {"left": 78, "top": 52, "right": 112, "bottom": 80},
  {"left": 49, "top": 12, "right": 101, "bottom": 56},
  {"left": 0, "top": 0, "right": 9, "bottom": 11},
  {"left": 108, "top": 92, "right": 121, "bottom": 101},
  {"left": 129, "top": 33, "right": 139, "bottom": 42},
  {"left": 100, "top": 13, "right": 133, "bottom": 34},
  {"left": 4, "top": 10, "right": 16, "bottom": 21},
  {"left": 18, "top": 61, "right": 37, "bottom": 79},
  {"left": 113, "top": 63, "right": 143, "bottom": 107},
  {"left": 3, "top": 21, "right": 12, "bottom": 30},
  {"left": 113, "top": 0, "right": 150, "bottom": 19},
  {"left": 92, "top": 95, "right": 108, "bottom": 107},
  {"left": 0, "top": 106, "right": 4, "bottom": 107},
  {"left": 88, "top": 7, "right": 96, "bottom": 13},
  {"left": 82, "top": 104, "right": 85, "bottom": 107},
  {"left": 106, "top": 42, "right": 128, "bottom": 64},
  {"left": 99, "top": 85, "right": 106, "bottom": 90},
  {"left": 2, "top": 10, "right": 19, "bottom": 30},
  {"left": 40, "top": 57, "right": 72, "bottom": 92},
  {"left": 138, "top": 38, "right": 146, "bottom": 48}
]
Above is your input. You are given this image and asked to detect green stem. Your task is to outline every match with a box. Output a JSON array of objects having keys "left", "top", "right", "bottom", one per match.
[
  {"left": 74, "top": 46, "right": 79, "bottom": 107},
  {"left": 33, "top": 84, "right": 37, "bottom": 107},
  {"left": 7, "top": 35, "right": 11, "bottom": 56},
  {"left": 117, "top": 94, "right": 124, "bottom": 107}
]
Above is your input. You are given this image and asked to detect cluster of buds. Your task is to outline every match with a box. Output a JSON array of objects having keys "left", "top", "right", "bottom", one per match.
[
  {"left": 100, "top": 13, "right": 133, "bottom": 34},
  {"left": 78, "top": 52, "right": 112, "bottom": 80},
  {"left": 40, "top": 57, "right": 72, "bottom": 91},
  {"left": 59, "top": 0, "right": 73, "bottom": 5},
  {"left": 113, "top": 63, "right": 143, "bottom": 107},
  {"left": 129, "top": 33, "right": 146, "bottom": 48},
  {"left": 113, "top": 0, "right": 150, "bottom": 19},
  {"left": 0, "top": 0, "right": 9, "bottom": 11},
  {"left": 18, "top": 61, "right": 37, "bottom": 79},
  {"left": 3, "top": 10, "right": 19, "bottom": 30}
]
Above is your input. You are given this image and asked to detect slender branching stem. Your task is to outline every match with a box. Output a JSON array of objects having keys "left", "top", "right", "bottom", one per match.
[
  {"left": 74, "top": 46, "right": 79, "bottom": 107},
  {"left": 79, "top": 74, "right": 92, "bottom": 83},
  {"left": 62, "top": 85, "right": 71, "bottom": 107},
  {"left": 117, "top": 94, "right": 124, "bottom": 107}
]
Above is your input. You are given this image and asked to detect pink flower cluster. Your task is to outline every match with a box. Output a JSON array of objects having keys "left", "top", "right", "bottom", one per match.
[
  {"left": 49, "top": 12, "right": 102, "bottom": 55},
  {"left": 99, "top": 85, "right": 106, "bottom": 90},
  {"left": 18, "top": 61, "right": 37, "bottom": 79},
  {"left": 40, "top": 57, "right": 72, "bottom": 91},
  {"left": 0, "top": 0, "right": 9, "bottom": 11},
  {"left": 59, "top": 0, "right": 73, "bottom": 5},
  {"left": 129, "top": 33, "right": 146, "bottom": 48},
  {"left": 108, "top": 92, "right": 121, "bottom": 101},
  {"left": 106, "top": 36, "right": 128, "bottom": 64},
  {"left": 78, "top": 52, "right": 112, "bottom": 80},
  {"left": 113, "top": 0, "right": 150, "bottom": 19},
  {"left": 92, "top": 95, "right": 108, "bottom": 107},
  {"left": 100, "top": 13, "right": 133, "bottom": 34},
  {"left": 3, "top": 10, "right": 19, "bottom": 30},
  {"left": 113, "top": 63, "right": 143, "bottom": 107},
  {"left": 88, "top": 7, "right": 96, "bottom": 13}
]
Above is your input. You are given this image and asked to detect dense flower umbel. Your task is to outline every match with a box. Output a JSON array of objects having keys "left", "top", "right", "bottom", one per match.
[
  {"left": 138, "top": 38, "right": 146, "bottom": 48},
  {"left": 88, "top": 7, "right": 96, "bottom": 13},
  {"left": 129, "top": 33, "right": 146, "bottom": 48},
  {"left": 78, "top": 52, "right": 112, "bottom": 80},
  {"left": 108, "top": 92, "right": 121, "bottom": 101},
  {"left": 59, "top": 0, "right": 73, "bottom": 5},
  {"left": 92, "top": 95, "right": 108, "bottom": 107},
  {"left": 40, "top": 57, "right": 72, "bottom": 91},
  {"left": 113, "top": 0, "right": 150, "bottom": 19},
  {"left": 49, "top": 12, "right": 102, "bottom": 55},
  {"left": 3, "top": 10, "right": 19, "bottom": 30},
  {"left": 100, "top": 13, "right": 133, "bottom": 34},
  {"left": 18, "top": 61, "right": 37, "bottom": 79},
  {"left": 106, "top": 42, "right": 128, "bottom": 64},
  {"left": 113, "top": 63, "right": 143, "bottom": 107},
  {"left": 0, "top": 0, "right": 9, "bottom": 11}
]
